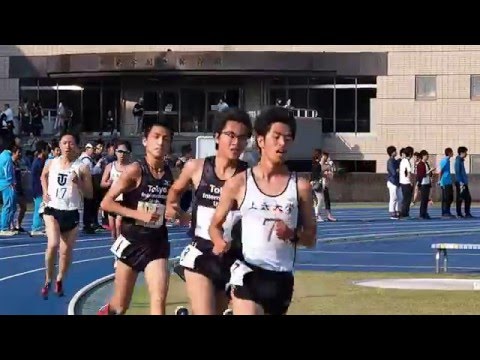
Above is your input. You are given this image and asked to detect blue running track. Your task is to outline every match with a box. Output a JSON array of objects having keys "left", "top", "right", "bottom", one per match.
[{"left": 1, "top": 206, "right": 480, "bottom": 315}]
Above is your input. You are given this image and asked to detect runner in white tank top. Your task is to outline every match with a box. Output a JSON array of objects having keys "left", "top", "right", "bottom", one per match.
[
  {"left": 40, "top": 132, "right": 93, "bottom": 300},
  {"left": 100, "top": 140, "right": 132, "bottom": 245},
  {"left": 209, "top": 107, "right": 316, "bottom": 315},
  {"left": 46, "top": 157, "right": 83, "bottom": 211},
  {"left": 239, "top": 168, "right": 298, "bottom": 271}
]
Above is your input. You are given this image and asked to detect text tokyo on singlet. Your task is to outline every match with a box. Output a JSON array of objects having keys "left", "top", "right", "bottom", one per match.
[{"left": 192, "top": 156, "right": 248, "bottom": 242}]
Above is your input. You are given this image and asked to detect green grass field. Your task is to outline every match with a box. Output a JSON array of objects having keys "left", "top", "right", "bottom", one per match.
[{"left": 127, "top": 271, "right": 480, "bottom": 315}]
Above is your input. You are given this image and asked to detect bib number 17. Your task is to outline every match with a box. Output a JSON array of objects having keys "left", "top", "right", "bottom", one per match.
[{"left": 56, "top": 188, "right": 67, "bottom": 199}]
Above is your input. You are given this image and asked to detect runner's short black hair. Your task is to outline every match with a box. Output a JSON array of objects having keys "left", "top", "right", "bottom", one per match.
[
  {"left": 144, "top": 114, "right": 174, "bottom": 139},
  {"left": 254, "top": 106, "right": 296, "bottom": 140}
]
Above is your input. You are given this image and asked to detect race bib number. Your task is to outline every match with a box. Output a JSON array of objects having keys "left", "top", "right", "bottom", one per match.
[
  {"left": 56, "top": 187, "right": 70, "bottom": 199},
  {"left": 135, "top": 201, "right": 165, "bottom": 228},
  {"left": 110, "top": 235, "right": 131, "bottom": 259},
  {"left": 263, "top": 217, "right": 278, "bottom": 242},
  {"left": 179, "top": 244, "right": 203, "bottom": 269},
  {"left": 229, "top": 260, "right": 253, "bottom": 286}
]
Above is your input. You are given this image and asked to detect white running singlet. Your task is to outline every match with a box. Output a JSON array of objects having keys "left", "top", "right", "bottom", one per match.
[
  {"left": 110, "top": 161, "right": 123, "bottom": 201},
  {"left": 239, "top": 168, "right": 299, "bottom": 272},
  {"left": 47, "top": 157, "right": 83, "bottom": 211}
]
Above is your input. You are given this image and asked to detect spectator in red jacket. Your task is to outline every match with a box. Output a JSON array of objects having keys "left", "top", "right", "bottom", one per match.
[{"left": 415, "top": 150, "right": 436, "bottom": 219}]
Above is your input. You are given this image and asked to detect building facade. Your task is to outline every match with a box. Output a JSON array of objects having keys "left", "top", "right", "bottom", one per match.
[{"left": 1, "top": 45, "right": 480, "bottom": 173}]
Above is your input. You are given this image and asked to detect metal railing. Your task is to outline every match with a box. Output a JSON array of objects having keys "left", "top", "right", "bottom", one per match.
[{"left": 249, "top": 107, "right": 319, "bottom": 119}]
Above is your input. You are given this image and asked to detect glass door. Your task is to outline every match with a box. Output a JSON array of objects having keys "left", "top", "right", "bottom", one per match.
[{"left": 180, "top": 89, "right": 206, "bottom": 133}]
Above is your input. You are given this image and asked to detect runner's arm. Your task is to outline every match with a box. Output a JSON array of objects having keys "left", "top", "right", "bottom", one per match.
[
  {"left": 78, "top": 165, "right": 94, "bottom": 199},
  {"left": 100, "top": 163, "right": 143, "bottom": 221},
  {"left": 40, "top": 160, "right": 51, "bottom": 200},
  {"left": 295, "top": 177, "right": 317, "bottom": 248},
  {"left": 100, "top": 162, "right": 113, "bottom": 189},
  {"left": 209, "top": 173, "right": 245, "bottom": 249},
  {"left": 166, "top": 158, "right": 200, "bottom": 219}
]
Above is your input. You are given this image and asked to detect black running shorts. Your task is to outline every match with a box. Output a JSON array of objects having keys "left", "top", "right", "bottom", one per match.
[
  {"left": 182, "top": 238, "right": 239, "bottom": 292},
  {"left": 232, "top": 262, "right": 294, "bottom": 315},
  {"left": 119, "top": 237, "right": 170, "bottom": 273},
  {"left": 43, "top": 207, "right": 80, "bottom": 233}
]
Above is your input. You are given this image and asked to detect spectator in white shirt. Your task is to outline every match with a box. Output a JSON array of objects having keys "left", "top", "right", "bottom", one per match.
[
  {"left": 2, "top": 104, "right": 14, "bottom": 123},
  {"left": 399, "top": 146, "right": 414, "bottom": 219},
  {"left": 217, "top": 98, "right": 229, "bottom": 112}
]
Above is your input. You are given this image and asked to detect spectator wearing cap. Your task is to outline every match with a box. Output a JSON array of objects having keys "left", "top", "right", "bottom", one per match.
[
  {"left": 98, "top": 141, "right": 117, "bottom": 227},
  {"left": 80, "top": 143, "right": 103, "bottom": 233}
]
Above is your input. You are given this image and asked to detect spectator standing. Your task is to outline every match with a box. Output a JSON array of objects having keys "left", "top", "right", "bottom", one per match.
[
  {"left": 31, "top": 140, "right": 49, "bottom": 235},
  {"left": 0, "top": 142, "right": 17, "bottom": 236},
  {"left": 454, "top": 146, "right": 473, "bottom": 218}
]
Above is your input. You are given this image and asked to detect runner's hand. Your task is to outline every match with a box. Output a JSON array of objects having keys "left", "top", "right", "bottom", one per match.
[
  {"left": 137, "top": 211, "right": 160, "bottom": 224},
  {"left": 212, "top": 240, "right": 230, "bottom": 256},
  {"left": 275, "top": 220, "right": 294, "bottom": 241},
  {"left": 71, "top": 171, "right": 79, "bottom": 184},
  {"left": 178, "top": 212, "right": 191, "bottom": 227}
]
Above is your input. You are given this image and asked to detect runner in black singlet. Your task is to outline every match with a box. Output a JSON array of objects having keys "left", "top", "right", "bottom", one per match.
[
  {"left": 166, "top": 109, "right": 252, "bottom": 315},
  {"left": 98, "top": 117, "right": 174, "bottom": 315}
]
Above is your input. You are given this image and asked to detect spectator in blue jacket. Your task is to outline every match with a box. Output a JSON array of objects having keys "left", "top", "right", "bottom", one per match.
[
  {"left": 386, "top": 145, "right": 402, "bottom": 219},
  {"left": 0, "top": 141, "right": 18, "bottom": 235},
  {"left": 439, "top": 147, "right": 454, "bottom": 217},
  {"left": 454, "top": 146, "right": 473, "bottom": 218}
]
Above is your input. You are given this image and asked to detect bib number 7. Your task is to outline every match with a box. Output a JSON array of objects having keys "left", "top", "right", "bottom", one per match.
[
  {"left": 110, "top": 235, "right": 131, "bottom": 259},
  {"left": 179, "top": 244, "right": 203, "bottom": 269},
  {"left": 229, "top": 260, "right": 253, "bottom": 286}
]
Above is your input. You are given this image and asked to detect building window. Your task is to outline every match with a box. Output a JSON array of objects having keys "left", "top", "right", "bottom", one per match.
[
  {"left": 336, "top": 160, "right": 376, "bottom": 173},
  {"left": 470, "top": 155, "right": 480, "bottom": 174},
  {"left": 471, "top": 75, "right": 480, "bottom": 100},
  {"left": 415, "top": 75, "right": 436, "bottom": 100},
  {"left": 267, "top": 76, "right": 376, "bottom": 134}
]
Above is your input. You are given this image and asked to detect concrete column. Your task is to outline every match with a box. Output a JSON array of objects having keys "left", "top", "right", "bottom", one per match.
[
  {"left": 244, "top": 80, "right": 262, "bottom": 113},
  {"left": 0, "top": 58, "right": 19, "bottom": 119}
]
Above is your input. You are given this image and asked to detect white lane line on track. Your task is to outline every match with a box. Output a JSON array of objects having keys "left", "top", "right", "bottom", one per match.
[
  {"left": 316, "top": 220, "right": 480, "bottom": 229},
  {"left": 0, "top": 236, "right": 191, "bottom": 251},
  {"left": 0, "top": 228, "right": 189, "bottom": 241},
  {"left": 0, "top": 236, "right": 111, "bottom": 250},
  {"left": 297, "top": 263, "right": 480, "bottom": 270},
  {"left": 0, "top": 255, "right": 113, "bottom": 282},
  {"left": 317, "top": 228, "right": 480, "bottom": 243},
  {"left": 0, "top": 245, "right": 111, "bottom": 261},
  {"left": 0, "top": 243, "right": 190, "bottom": 261},
  {"left": 299, "top": 250, "right": 480, "bottom": 256}
]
